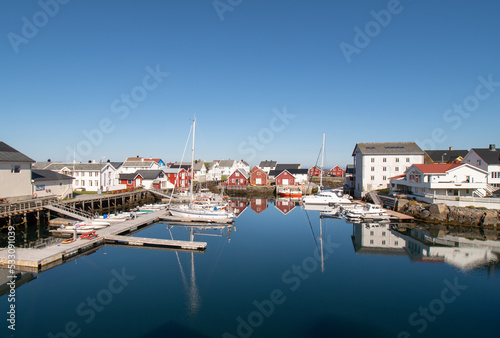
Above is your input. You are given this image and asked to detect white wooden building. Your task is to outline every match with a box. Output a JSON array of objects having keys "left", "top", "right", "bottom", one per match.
[
  {"left": 352, "top": 142, "right": 424, "bottom": 198},
  {"left": 32, "top": 170, "right": 74, "bottom": 199},
  {"left": 45, "top": 162, "right": 121, "bottom": 192},
  {"left": 462, "top": 144, "right": 500, "bottom": 189},
  {"left": 0, "top": 142, "right": 35, "bottom": 200},
  {"left": 390, "top": 163, "right": 490, "bottom": 199}
]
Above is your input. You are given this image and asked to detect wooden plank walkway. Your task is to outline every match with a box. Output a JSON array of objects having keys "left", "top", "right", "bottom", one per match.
[
  {"left": 0, "top": 209, "right": 205, "bottom": 272},
  {"left": 159, "top": 215, "right": 234, "bottom": 224},
  {"left": 104, "top": 235, "right": 206, "bottom": 250}
]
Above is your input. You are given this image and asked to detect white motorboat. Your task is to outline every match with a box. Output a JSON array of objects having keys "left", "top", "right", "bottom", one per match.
[
  {"left": 302, "top": 189, "right": 353, "bottom": 205},
  {"left": 345, "top": 204, "right": 390, "bottom": 221}
]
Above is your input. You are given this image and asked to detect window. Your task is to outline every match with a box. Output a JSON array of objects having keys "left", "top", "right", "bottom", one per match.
[
  {"left": 82, "top": 181, "right": 85, "bottom": 186},
  {"left": 74, "top": 180, "right": 79, "bottom": 186},
  {"left": 11, "top": 165, "right": 20, "bottom": 173},
  {"left": 370, "top": 240, "right": 374, "bottom": 244},
  {"left": 383, "top": 176, "right": 387, "bottom": 180},
  {"left": 235, "top": 172, "right": 240, "bottom": 177},
  {"left": 383, "top": 167, "right": 387, "bottom": 171},
  {"left": 382, "top": 232, "right": 386, "bottom": 236},
  {"left": 371, "top": 158, "right": 375, "bottom": 163},
  {"left": 395, "top": 241, "right": 399, "bottom": 246},
  {"left": 395, "top": 167, "right": 399, "bottom": 172},
  {"left": 477, "top": 160, "right": 482, "bottom": 166},
  {"left": 89, "top": 181, "right": 93, "bottom": 186},
  {"left": 232, "top": 179, "right": 235, "bottom": 183},
  {"left": 371, "top": 176, "right": 375, "bottom": 180},
  {"left": 382, "top": 240, "right": 386, "bottom": 245},
  {"left": 396, "top": 158, "right": 400, "bottom": 162},
  {"left": 371, "top": 167, "right": 375, "bottom": 171},
  {"left": 383, "top": 158, "right": 387, "bottom": 163},
  {"left": 95, "top": 172, "right": 99, "bottom": 177},
  {"left": 127, "top": 180, "right": 132, "bottom": 184},
  {"left": 406, "top": 158, "right": 410, "bottom": 162},
  {"left": 370, "top": 231, "right": 374, "bottom": 236},
  {"left": 95, "top": 180, "right": 99, "bottom": 186}
]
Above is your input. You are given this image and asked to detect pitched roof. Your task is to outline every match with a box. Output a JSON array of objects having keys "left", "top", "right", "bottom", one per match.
[
  {"left": 470, "top": 147, "right": 500, "bottom": 165},
  {"left": 275, "top": 164, "right": 301, "bottom": 171},
  {"left": 32, "top": 169, "right": 74, "bottom": 182},
  {"left": 121, "top": 161, "right": 156, "bottom": 168},
  {"left": 231, "top": 168, "right": 249, "bottom": 179},
  {"left": 119, "top": 172, "right": 140, "bottom": 180},
  {"left": 219, "top": 160, "right": 235, "bottom": 168},
  {"left": 163, "top": 167, "right": 187, "bottom": 174},
  {"left": 259, "top": 160, "right": 277, "bottom": 168},
  {"left": 33, "top": 161, "right": 57, "bottom": 169},
  {"left": 269, "top": 168, "right": 308, "bottom": 177},
  {"left": 173, "top": 161, "right": 205, "bottom": 171},
  {"left": 0, "top": 142, "right": 35, "bottom": 163},
  {"left": 425, "top": 150, "right": 468, "bottom": 163},
  {"left": 45, "top": 162, "right": 110, "bottom": 171},
  {"left": 135, "top": 170, "right": 164, "bottom": 180},
  {"left": 108, "top": 162, "right": 123, "bottom": 169},
  {"left": 412, "top": 163, "right": 463, "bottom": 174},
  {"left": 353, "top": 142, "right": 424, "bottom": 156}
]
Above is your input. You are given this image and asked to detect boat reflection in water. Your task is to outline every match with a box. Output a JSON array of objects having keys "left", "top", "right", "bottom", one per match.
[
  {"left": 166, "top": 221, "right": 234, "bottom": 316},
  {"left": 351, "top": 222, "right": 500, "bottom": 271}
]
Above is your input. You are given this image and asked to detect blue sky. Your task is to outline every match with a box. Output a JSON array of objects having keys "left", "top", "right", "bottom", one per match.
[{"left": 1, "top": 0, "right": 499, "bottom": 168}]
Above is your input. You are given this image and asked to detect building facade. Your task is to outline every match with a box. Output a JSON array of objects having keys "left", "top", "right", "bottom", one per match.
[
  {"left": 0, "top": 142, "right": 35, "bottom": 200},
  {"left": 353, "top": 142, "right": 424, "bottom": 197}
]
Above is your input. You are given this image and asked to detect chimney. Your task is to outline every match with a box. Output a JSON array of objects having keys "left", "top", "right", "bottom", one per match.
[
  {"left": 489, "top": 144, "right": 496, "bottom": 151},
  {"left": 449, "top": 146, "right": 453, "bottom": 151}
]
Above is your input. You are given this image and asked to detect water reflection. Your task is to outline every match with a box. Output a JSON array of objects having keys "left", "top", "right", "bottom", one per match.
[
  {"left": 0, "top": 269, "right": 37, "bottom": 296},
  {"left": 351, "top": 222, "right": 500, "bottom": 271},
  {"left": 166, "top": 222, "right": 234, "bottom": 317}
]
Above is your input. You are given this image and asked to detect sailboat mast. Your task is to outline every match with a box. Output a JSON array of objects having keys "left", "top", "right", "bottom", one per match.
[
  {"left": 320, "top": 133, "right": 325, "bottom": 188},
  {"left": 190, "top": 119, "right": 196, "bottom": 205}
]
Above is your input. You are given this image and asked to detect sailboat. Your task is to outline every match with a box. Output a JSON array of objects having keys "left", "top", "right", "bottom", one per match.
[
  {"left": 302, "top": 133, "right": 353, "bottom": 206},
  {"left": 169, "top": 119, "right": 235, "bottom": 222}
]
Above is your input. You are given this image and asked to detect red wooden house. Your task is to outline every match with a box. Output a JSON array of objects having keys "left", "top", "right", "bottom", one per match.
[
  {"left": 250, "top": 198, "right": 268, "bottom": 214},
  {"left": 250, "top": 166, "right": 268, "bottom": 185},
  {"left": 164, "top": 168, "right": 190, "bottom": 188},
  {"left": 331, "top": 165, "right": 345, "bottom": 177},
  {"left": 119, "top": 173, "right": 143, "bottom": 188},
  {"left": 227, "top": 169, "right": 249, "bottom": 186},
  {"left": 308, "top": 165, "right": 322, "bottom": 177},
  {"left": 275, "top": 170, "right": 295, "bottom": 186}
]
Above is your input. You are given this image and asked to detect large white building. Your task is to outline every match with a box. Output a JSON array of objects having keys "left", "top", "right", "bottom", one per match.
[
  {"left": 352, "top": 142, "right": 424, "bottom": 198},
  {"left": 206, "top": 160, "right": 250, "bottom": 181},
  {"left": 0, "top": 142, "right": 35, "bottom": 200},
  {"left": 45, "top": 162, "right": 121, "bottom": 192},
  {"left": 462, "top": 144, "right": 500, "bottom": 188},
  {"left": 390, "top": 163, "right": 489, "bottom": 199}
]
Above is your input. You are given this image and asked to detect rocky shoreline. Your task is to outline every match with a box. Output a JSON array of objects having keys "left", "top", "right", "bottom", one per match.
[{"left": 396, "top": 199, "right": 500, "bottom": 228}]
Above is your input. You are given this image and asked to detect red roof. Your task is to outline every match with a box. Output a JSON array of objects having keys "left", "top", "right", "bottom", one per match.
[
  {"left": 413, "top": 163, "right": 463, "bottom": 174},
  {"left": 389, "top": 174, "right": 406, "bottom": 180}
]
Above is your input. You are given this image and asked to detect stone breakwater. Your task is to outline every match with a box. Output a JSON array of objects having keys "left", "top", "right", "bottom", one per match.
[{"left": 396, "top": 199, "right": 500, "bottom": 227}]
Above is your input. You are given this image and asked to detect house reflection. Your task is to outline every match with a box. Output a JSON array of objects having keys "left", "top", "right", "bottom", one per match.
[
  {"left": 274, "top": 198, "right": 298, "bottom": 215},
  {"left": 351, "top": 223, "right": 499, "bottom": 271},
  {"left": 250, "top": 198, "right": 268, "bottom": 214}
]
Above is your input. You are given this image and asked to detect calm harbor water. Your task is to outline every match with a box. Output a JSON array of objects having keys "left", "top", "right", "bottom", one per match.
[{"left": 2, "top": 198, "right": 499, "bottom": 338}]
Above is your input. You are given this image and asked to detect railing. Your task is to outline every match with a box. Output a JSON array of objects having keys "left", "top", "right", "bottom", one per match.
[
  {"left": 422, "top": 194, "right": 500, "bottom": 204},
  {"left": 47, "top": 201, "right": 94, "bottom": 219},
  {"left": 0, "top": 197, "right": 57, "bottom": 216}
]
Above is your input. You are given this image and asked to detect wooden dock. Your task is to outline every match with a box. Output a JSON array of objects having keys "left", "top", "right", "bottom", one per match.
[
  {"left": 159, "top": 215, "right": 234, "bottom": 224},
  {"left": 104, "top": 235, "right": 206, "bottom": 250},
  {"left": 0, "top": 209, "right": 206, "bottom": 272}
]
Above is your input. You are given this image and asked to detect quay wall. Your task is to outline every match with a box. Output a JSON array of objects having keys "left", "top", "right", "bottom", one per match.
[{"left": 395, "top": 199, "right": 500, "bottom": 228}]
